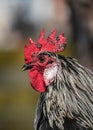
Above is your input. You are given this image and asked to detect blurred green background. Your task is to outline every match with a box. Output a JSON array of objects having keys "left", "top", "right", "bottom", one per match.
[
  {"left": 0, "top": 51, "right": 40, "bottom": 130},
  {"left": 0, "top": 0, "right": 93, "bottom": 130}
]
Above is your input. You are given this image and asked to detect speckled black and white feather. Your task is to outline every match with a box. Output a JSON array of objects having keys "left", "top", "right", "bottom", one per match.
[{"left": 34, "top": 54, "right": 93, "bottom": 130}]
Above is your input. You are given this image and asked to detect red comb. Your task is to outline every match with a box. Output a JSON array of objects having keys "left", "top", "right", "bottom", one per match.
[{"left": 24, "top": 29, "right": 67, "bottom": 63}]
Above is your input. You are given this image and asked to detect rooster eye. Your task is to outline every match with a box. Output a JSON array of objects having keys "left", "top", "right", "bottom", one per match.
[{"left": 38, "top": 55, "right": 45, "bottom": 63}]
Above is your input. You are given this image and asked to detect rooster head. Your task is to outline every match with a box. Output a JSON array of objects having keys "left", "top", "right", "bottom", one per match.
[{"left": 22, "top": 29, "right": 67, "bottom": 92}]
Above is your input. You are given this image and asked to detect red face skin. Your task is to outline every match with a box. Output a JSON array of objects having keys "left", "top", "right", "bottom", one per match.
[
  {"left": 29, "top": 69, "right": 46, "bottom": 92},
  {"left": 27, "top": 54, "right": 55, "bottom": 92},
  {"left": 29, "top": 68, "right": 45, "bottom": 92}
]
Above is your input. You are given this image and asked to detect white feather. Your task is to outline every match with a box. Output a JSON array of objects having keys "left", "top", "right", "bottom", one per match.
[{"left": 43, "top": 63, "right": 58, "bottom": 86}]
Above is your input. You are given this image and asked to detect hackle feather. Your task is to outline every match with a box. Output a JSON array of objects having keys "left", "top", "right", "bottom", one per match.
[{"left": 34, "top": 54, "right": 93, "bottom": 130}]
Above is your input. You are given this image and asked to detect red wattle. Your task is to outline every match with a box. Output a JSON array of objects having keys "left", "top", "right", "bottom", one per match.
[{"left": 29, "top": 69, "right": 46, "bottom": 92}]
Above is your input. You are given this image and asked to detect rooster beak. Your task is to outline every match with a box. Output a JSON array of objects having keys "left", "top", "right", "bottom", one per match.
[{"left": 22, "top": 63, "right": 33, "bottom": 71}]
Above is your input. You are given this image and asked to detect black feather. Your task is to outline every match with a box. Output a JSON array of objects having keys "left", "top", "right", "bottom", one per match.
[{"left": 34, "top": 54, "right": 93, "bottom": 130}]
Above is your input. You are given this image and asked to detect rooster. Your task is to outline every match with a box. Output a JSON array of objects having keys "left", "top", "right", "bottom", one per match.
[{"left": 22, "top": 29, "right": 93, "bottom": 130}]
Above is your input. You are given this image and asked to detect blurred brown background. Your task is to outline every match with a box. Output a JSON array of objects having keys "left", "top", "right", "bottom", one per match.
[{"left": 0, "top": 0, "right": 93, "bottom": 130}]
